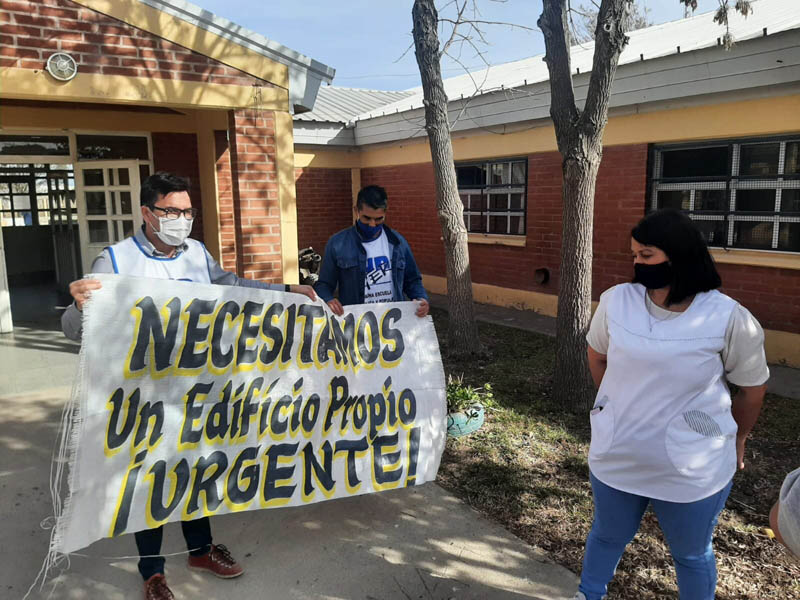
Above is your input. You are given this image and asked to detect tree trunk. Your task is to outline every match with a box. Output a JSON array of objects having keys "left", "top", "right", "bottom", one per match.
[
  {"left": 412, "top": 0, "right": 483, "bottom": 357},
  {"left": 553, "top": 154, "right": 600, "bottom": 412},
  {"left": 539, "top": 0, "right": 632, "bottom": 412}
]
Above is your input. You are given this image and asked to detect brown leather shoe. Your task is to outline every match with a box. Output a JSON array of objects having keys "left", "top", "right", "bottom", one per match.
[
  {"left": 143, "top": 574, "right": 174, "bottom": 600},
  {"left": 187, "top": 544, "right": 244, "bottom": 578}
]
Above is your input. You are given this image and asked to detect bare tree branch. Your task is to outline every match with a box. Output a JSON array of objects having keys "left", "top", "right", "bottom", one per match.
[
  {"left": 438, "top": 17, "right": 539, "bottom": 32},
  {"left": 538, "top": 0, "right": 580, "bottom": 153},
  {"left": 580, "top": 0, "right": 631, "bottom": 144},
  {"left": 440, "top": 0, "right": 470, "bottom": 57},
  {"left": 394, "top": 40, "right": 416, "bottom": 64},
  {"left": 443, "top": 48, "right": 491, "bottom": 130}
]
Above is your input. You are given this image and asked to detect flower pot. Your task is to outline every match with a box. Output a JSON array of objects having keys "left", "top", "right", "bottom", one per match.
[{"left": 446, "top": 403, "right": 485, "bottom": 437}]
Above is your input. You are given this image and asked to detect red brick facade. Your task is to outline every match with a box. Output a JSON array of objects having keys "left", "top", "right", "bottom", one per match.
[
  {"left": 215, "top": 130, "right": 238, "bottom": 273},
  {"left": 227, "top": 109, "right": 283, "bottom": 282},
  {"left": 1, "top": 0, "right": 265, "bottom": 86},
  {"left": 331, "top": 143, "right": 798, "bottom": 335},
  {"left": 151, "top": 132, "right": 204, "bottom": 244},
  {"left": 294, "top": 167, "right": 353, "bottom": 254},
  {"left": 1, "top": 0, "right": 290, "bottom": 288},
  {"left": 717, "top": 263, "right": 800, "bottom": 334},
  {"left": 358, "top": 146, "right": 648, "bottom": 298}
]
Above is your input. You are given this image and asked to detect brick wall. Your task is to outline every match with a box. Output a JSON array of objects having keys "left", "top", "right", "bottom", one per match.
[
  {"left": 1, "top": 0, "right": 266, "bottom": 86},
  {"left": 359, "top": 145, "right": 649, "bottom": 296},
  {"left": 717, "top": 264, "right": 800, "bottom": 334},
  {"left": 360, "top": 163, "right": 443, "bottom": 275},
  {"left": 294, "top": 167, "right": 353, "bottom": 254},
  {"left": 215, "top": 130, "right": 237, "bottom": 273},
  {"left": 227, "top": 109, "right": 282, "bottom": 282},
  {"left": 359, "top": 144, "right": 800, "bottom": 334},
  {"left": 151, "top": 132, "right": 204, "bottom": 244}
]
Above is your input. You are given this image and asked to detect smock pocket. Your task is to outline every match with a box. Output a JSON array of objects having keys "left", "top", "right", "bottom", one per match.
[
  {"left": 665, "top": 410, "right": 732, "bottom": 478},
  {"left": 588, "top": 395, "right": 615, "bottom": 458}
]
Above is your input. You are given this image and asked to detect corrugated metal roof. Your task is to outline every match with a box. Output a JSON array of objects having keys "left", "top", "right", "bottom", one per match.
[
  {"left": 354, "top": 0, "right": 800, "bottom": 121},
  {"left": 294, "top": 87, "right": 414, "bottom": 123}
]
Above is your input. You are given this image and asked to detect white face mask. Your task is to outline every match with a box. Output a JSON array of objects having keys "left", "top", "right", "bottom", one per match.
[{"left": 151, "top": 215, "right": 193, "bottom": 247}]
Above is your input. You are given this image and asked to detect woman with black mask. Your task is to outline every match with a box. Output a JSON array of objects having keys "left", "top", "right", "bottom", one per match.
[{"left": 571, "top": 209, "right": 769, "bottom": 600}]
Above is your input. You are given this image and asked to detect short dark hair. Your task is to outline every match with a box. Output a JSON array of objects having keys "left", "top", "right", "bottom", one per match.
[
  {"left": 141, "top": 172, "right": 190, "bottom": 208},
  {"left": 356, "top": 185, "right": 388, "bottom": 211},
  {"left": 631, "top": 209, "right": 722, "bottom": 305}
]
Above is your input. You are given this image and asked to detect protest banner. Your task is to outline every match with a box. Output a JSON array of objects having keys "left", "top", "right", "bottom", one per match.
[{"left": 50, "top": 274, "right": 446, "bottom": 555}]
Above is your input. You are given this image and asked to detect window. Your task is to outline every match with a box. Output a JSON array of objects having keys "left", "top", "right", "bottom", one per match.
[
  {"left": 0, "top": 135, "right": 70, "bottom": 156},
  {"left": 0, "top": 164, "right": 76, "bottom": 228},
  {"left": 456, "top": 158, "right": 527, "bottom": 235},
  {"left": 76, "top": 135, "right": 149, "bottom": 161},
  {"left": 650, "top": 138, "right": 800, "bottom": 252}
]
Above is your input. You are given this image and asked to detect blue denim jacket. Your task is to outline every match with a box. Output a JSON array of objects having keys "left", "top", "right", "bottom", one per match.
[{"left": 315, "top": 225, "right": 428, "bottom": 306}]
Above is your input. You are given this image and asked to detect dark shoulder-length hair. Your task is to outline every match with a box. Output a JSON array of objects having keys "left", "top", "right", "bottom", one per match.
[{"left": 631, "top": 209, "right": 722, "bottom": 305}]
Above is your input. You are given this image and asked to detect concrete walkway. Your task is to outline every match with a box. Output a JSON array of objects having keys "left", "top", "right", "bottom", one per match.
[
  {"left": 430, "top": 294, "right": 800, "bottom": 401},
  {"left": 0, "top": 326, "right": 578, "bottom": 600}
]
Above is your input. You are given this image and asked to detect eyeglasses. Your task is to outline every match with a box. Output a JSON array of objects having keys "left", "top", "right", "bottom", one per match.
[{"left": 150, "top": 206, "right": 198, "bottom": 220}]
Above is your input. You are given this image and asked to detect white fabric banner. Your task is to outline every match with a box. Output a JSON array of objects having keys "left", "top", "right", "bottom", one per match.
[{"left": 52, "top": 274, "right": 446, "bottom": 554}]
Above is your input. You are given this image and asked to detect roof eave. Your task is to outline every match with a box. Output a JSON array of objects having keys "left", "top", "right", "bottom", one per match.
[{"left": 138, "top": 0, "right": 335, "bottom": 113}]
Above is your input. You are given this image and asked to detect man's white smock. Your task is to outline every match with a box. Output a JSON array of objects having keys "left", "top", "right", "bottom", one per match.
[
  {"left": 61, "top": 227, "right": 283, "bottom": 341},
  {"left": 107, "top": 233, "right": 211, "bottom": 282}
]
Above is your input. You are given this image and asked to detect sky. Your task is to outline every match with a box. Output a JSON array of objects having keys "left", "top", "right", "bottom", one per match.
[{"left": 191, "top": 0, "right": 725, "bottom": 91}]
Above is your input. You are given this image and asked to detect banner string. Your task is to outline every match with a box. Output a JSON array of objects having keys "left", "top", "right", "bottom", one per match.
[
  {"left": 37, "top": 517, "right": 205, "bottom": 560},
  {"left": 65, "top": 548, "right": 204, "bottom": 560}
]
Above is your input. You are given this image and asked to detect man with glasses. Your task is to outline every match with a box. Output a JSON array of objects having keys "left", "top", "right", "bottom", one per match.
[{"left": 61, "top": 172, "right": 316, "bottom": 600}]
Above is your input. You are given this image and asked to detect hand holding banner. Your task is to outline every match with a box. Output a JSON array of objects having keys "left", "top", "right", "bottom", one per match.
[{"left": 51, "top": 274, "right": 446, "bottom": 554}]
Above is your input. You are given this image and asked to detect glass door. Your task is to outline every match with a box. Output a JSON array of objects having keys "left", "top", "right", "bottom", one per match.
[
  {"left": 0, "top": 223, "right": 11, "bottom": 333},
  {"left": 75, "top": 161, "right": 142, "bottom": 274},
  {"left": 44, "top": 165, "right": 81, "bottom": 296}
]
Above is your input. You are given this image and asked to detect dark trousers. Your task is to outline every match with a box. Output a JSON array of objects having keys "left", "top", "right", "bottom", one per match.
[{"left": 135, "top": 517, "right": 212, "bottom": 580}]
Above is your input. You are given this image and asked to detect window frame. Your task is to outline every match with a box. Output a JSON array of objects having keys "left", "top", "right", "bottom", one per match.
[
  {"left": 649, "top": 135, "right": 800, "bottom": 254},
  {"left": 456, "top": 157, "right": 528, "bottom": 237},
  {"left": 0, "top": 164, "right": 77, "bottom": 228}
]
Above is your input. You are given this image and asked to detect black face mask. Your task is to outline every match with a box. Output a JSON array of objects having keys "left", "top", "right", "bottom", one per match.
[{"left": 634, "top": 261, "right": 673, "bottom": 290}]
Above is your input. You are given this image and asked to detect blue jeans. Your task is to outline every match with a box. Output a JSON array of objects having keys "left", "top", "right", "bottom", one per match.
[
  {"left": 135, "top": 518, "right": 212, "bottom": 580},
  {"left": 579, "top": 472, "right": 732, "bottom": 600}
]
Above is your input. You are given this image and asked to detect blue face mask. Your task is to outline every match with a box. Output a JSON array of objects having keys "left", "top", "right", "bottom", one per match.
[{"left": 356, "top": 220, "right": 382, "bottom": 240}]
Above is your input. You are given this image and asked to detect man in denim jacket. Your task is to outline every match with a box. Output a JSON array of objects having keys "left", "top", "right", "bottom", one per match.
[{"left": 316, "top": 185, "right": 429, "bottom": 317}]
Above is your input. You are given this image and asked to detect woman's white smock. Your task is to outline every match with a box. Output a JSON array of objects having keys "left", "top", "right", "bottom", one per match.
[{"left": 588, "top": 283, "right": 746, "bottom": 503}]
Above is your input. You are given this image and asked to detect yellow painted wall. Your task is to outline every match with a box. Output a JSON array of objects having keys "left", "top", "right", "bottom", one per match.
[
  {"left": 295, "top": 94, "right": 800, "bottom": 169},
  {"left": 294, "top": 147, "right": 363, "bottom": 169},
  {"left": 0, "top": 68, "right": 286, "bottom": 111},
  {"left": 0, "top": 104, "right": 228, "bottom": 133},
  {"left": 275, "top": 111, "right": 300, "bottom": 284},
  {"left": 423, "top": 275, "right": 800, "bottom": 368}
]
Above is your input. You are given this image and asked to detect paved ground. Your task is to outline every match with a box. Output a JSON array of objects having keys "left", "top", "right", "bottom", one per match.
[
  {"left": 0, "top": 325, "right": 578, "bottom": 600},
  {"left": 430, "top": 294, "right": 800, "bottom": 401},
  {"left": 4, "top": 293, "right": 795, "bottom": 600},
  {"left": 0, "top": 323, "right": 79, "bottom": 396}
]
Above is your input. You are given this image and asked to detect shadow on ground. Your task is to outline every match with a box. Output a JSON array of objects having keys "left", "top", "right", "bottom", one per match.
[{"left": 0, "top": 390, "right": 577, "bottom": 600}]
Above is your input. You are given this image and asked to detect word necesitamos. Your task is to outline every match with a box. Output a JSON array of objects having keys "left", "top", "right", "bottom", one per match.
[{"left": 125, "top": 297, "right": 406, "bottom": 378}]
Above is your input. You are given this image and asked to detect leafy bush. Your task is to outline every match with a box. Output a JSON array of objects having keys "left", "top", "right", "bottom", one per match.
[{"left": 446, "top": 374, "right": 495, "bottom": 413}]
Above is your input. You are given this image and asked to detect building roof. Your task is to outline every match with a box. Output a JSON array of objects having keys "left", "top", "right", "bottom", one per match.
[
  {"left": 294, "top": 87, "right": 414, "bottom": 123},
  {"left": 352, "top": 0, "right": 800, "bottom": 121},
  {"left": 137, "top": 0, "right": 335, "bottom": 112}
]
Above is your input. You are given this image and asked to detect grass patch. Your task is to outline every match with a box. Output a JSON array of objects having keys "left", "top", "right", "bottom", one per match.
[{"left": 432, "top": 307, "right": 800, "bottom": 600}]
